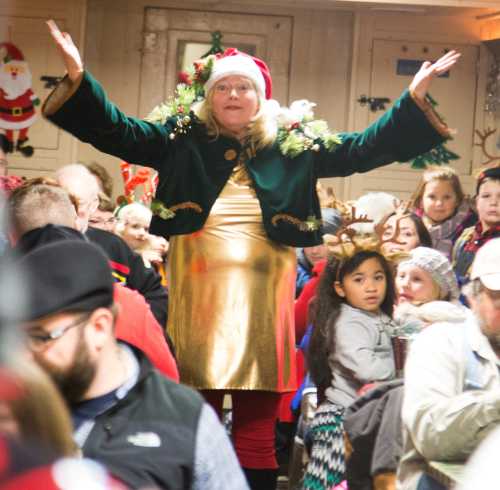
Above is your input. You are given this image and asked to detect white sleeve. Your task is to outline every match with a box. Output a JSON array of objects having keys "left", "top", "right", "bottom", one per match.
[
  {"left": 402, "top": 325, "right": 500, "bottom": 461},
  {"left": 192, "top": 403, "right": 249, "bottom": 490}
]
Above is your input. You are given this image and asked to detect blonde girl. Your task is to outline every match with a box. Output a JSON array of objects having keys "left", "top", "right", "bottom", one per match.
[{"left": 411, "top": 166, "right": 474, "bottom": 258}]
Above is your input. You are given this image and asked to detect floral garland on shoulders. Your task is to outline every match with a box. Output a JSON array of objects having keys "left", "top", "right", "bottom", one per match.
[
  {"left": 272, "top": 100, "right": 342, "bottom": 157},
  {"left": 144, "top": 55, "right": 342, "bottom": 156}
]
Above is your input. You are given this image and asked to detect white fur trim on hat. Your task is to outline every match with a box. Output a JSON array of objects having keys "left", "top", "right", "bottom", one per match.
[{"left": 204, "top": 55, "right": 266, "bottom": 97}]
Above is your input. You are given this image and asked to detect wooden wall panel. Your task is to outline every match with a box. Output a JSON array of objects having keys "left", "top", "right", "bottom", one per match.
[
  {"left": 3, "top": 0, "right": 492, "bottom": 201},
  {"left": 79, "top": 0, "right": 356, "bottom": 197},
  {"left": 0, "top": 0, "right": 87, "bottom": 177}
]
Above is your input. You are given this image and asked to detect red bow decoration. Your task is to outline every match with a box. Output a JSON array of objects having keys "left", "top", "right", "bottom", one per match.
[{"left": 120, "top": 161, "right": 158, "bottom": 205}]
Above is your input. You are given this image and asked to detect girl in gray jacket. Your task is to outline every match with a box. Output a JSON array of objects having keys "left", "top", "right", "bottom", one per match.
[{"left": 304, "top": 249, "right": 397, "bottom": 490}]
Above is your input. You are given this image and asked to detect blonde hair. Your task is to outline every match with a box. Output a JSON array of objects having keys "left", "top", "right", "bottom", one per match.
[
  {"left": 410, "top": 166, "right": 465, "bottom": 210},
  {"left": 9, "top": 179, "right": 77, "bottom": 237},
  {"left": 114, "top": 202, "right": 152, "bottom": 236},
  {"left": 6, "top": 359, "right": 77, "bottom": 456},
  {"left": 192, "top": 82, "right": 277, "bottom": 150}
]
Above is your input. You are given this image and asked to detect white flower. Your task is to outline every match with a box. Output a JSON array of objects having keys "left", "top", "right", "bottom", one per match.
[
  {"left": 263, "top": 99, "right": 281, "bottom": 118},
  {"left": 276, "top": 107, "right": 298, "bottom": 127},
  {"left": 289, "top": 99, "right": 316, "bottom": 122}
]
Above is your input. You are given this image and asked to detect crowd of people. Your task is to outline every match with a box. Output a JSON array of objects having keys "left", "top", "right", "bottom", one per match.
[{"left": 0, "top": 18, "right": 499, "bottom": 490}]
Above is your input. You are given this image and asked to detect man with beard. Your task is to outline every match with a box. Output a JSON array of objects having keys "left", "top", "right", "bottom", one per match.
[
  {"left": 398, "top": 237, "right": 500, "bottom": 490},
  {"left": 0, "top": 42, "right": 39, "bottom": 156},
  {"left": 18, "top": 239, "right": 248, "bottom": 490}
]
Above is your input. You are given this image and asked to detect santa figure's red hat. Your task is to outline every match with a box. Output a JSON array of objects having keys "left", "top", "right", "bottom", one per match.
[
  {"left": 0, "top": 43, "right": 25, "bottom": 65},
  {"left": 204, "top": 48, "right": 272, "bottom": 100}
]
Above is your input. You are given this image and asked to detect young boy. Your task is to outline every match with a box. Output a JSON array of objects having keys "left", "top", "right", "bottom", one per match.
[{"left": 452, "top": 166, "right": 500, "bottom": 285}]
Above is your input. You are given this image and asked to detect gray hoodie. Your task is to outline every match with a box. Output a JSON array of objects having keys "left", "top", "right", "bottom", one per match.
[{"left": 326, "top": 303, "right": 396, "bottom": 408}]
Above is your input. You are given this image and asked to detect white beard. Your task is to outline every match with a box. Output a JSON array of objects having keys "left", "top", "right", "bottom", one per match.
[{"left": 0, "top": 63, "right": 32, "bottom": 100}]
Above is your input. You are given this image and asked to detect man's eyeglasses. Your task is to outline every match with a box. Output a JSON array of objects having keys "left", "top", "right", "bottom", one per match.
[
  {"left": 89, "top": 216, "right": 117, "bottom": 226},
  {"left": 26, "top": 313, "right": 91, "bottom": 352}
]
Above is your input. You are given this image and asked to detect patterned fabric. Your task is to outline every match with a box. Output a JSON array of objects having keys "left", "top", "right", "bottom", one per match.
[
  {"left": 451, "top": 226, "right": 475, "bottom": 283},
  {"left": 453, "top": 223, "right": 500, "bottom": 283},
  {"left": 303, "top": 402, "right": 345, "bottom": 490},
  {"left": 193, "top": 404, "right": 249, "bottom": 490},
  {"left": 463, "top": 222, "right": 500, "bottom": 254},
  {"left": 416, "top": 201, "right": 474, "bottom": 258}
]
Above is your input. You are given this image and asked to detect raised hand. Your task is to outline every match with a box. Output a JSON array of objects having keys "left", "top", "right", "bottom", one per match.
[
  {"left": 409, "top": 50, "right": 461, "bottom": 101},
  {"left": 46, "top": 19, "right": 84, "bottom": 82}
]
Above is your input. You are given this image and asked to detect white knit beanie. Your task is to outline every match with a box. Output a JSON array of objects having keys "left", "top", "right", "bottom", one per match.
[{"left": 398, "top": 247, "right": 460, "bottom": 301}]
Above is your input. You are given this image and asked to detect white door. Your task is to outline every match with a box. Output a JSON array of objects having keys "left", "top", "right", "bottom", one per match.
[
  {"left": 138, "top": 8, "right": 293, "bottom": 118},
  {"left": 347, "top": 39, "right": 479, "bottom": 200}
]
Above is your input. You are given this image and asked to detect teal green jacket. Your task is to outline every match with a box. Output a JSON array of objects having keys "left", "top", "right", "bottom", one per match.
[{"left": 46, "top": 72, "right": 446, "bottom": 246}]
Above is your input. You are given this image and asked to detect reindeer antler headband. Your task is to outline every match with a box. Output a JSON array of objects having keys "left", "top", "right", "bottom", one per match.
[{"left": 323, "top": 203, "right": 411, "bottom": 284}]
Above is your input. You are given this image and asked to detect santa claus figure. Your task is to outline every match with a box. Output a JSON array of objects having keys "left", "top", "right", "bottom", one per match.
[{"left": 0, "top": 42, "right": 39, "bottom": 157}]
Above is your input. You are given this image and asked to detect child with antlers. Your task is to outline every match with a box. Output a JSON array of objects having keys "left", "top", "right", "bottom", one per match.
[
  {"left": 303, "top": 211, "right": 398, "bottom": 490},
  {"left": 410, "top": 165, "right": 475, "bottom": 258}
]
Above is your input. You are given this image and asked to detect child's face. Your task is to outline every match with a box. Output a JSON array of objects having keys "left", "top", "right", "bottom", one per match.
[
  {"left": 396, "top": 263, "right": 440, "bottom": 305},
  {"left": 122, "top": 217, "right": 150, "bottom": 250},
  {"left": 304, "top": 244, "right": 327, "bottom": 266},
  {"left": 381, "top": 215, "right": 420, "bottom": 254},
  {"left": 476, "top": 180, "right": 500, "bottom": 230},
  {"left": 89, "top": 209, "right": 116, "bottom": 232},
  {"left": 335, "top": 257, "right": 387, "bottom": 312},
  {"left": 421, "top": 180, "right": 458, "bottom": 223}
]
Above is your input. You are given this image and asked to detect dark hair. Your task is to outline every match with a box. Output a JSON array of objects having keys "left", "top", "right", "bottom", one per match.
[
  {"left": 476, "top": 166, "right": 500, "bottom": 195},
  {"left": 83, "top": 161, "right": 114, "bottom": 198},
  {"left": 407, "top": 213, "right": 432, "bottom": 247},
  {"left": 385, "top": 212, "right": 432, "bottom": 248},
  {"left": 307, "top": 250, "right": 395, "bottom": 393}
]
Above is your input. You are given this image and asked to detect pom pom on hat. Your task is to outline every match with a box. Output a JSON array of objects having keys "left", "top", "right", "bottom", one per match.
[
  {"left": 398, "top": 247, "right": 459, "bottom": 301},
  {"left": 204, "top": 48, "right": 272, "bottom": 99},
  {"left": 0, "top": 42, "right": 25, "bottom": 64}
]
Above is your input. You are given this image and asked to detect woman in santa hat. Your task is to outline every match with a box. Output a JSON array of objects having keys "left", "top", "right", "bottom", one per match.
[{"left": 44, "top": 19, "right": 459, "bottom": 490}]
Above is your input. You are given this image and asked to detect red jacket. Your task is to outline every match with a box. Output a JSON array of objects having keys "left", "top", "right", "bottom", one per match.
[
  {"left": 294, "top": 259, "right": 326, "bottom": 342},
  {"left": 114, "top": 284, "right": 179, "bottom": 381}
]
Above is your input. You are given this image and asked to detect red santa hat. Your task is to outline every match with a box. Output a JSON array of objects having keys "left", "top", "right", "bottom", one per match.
[
  {"left": 204, "top": 48, "right": 272, "bottom": 99},
  {"left": 0, "top": 43, "right": 25, "bottom": 64}
]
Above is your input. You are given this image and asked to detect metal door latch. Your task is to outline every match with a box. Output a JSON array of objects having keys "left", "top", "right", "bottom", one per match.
[{"left": 357, "top": 95, "right": 391, "bottom": 112}]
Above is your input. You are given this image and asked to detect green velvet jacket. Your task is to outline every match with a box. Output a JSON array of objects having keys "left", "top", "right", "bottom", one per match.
[{"left": 46, "top": 72, "right": 446, "bottom": 247}]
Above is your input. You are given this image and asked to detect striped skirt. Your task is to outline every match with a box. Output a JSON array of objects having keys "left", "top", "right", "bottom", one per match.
[{"left": 302, "top": 402, "right": 345, "bottom": 490}]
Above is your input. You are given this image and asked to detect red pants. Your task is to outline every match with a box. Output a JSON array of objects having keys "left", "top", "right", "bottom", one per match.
[{"left": 203, "top": 390, "right": 281, "bottom": 469}]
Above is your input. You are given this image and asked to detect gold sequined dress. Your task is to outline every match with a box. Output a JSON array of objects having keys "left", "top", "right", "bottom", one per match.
[{"left": 167, "top": 164, "right": 297, "bottom": 392}]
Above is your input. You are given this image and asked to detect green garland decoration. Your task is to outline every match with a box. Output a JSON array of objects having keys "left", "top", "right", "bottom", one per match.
[
  {"left": 145, "top": 60, "right": 343, "bottom": 158},
  {"left": 276, "top": 108, "right": 342, "bottom": 158},
  {"left": 144, "top": 55, "right": 216, "bottom": 125}
]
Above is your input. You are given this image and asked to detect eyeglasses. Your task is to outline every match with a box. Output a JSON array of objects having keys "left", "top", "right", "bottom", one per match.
[
  {"left": 26, "top": 314, "right": 91, "bottom": 352},
  {"left": 213, "top": 82, "right": 254, "bottom": 95},
  {"left": 89, "top": 216, "right": 117, "bottom": 226}
]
